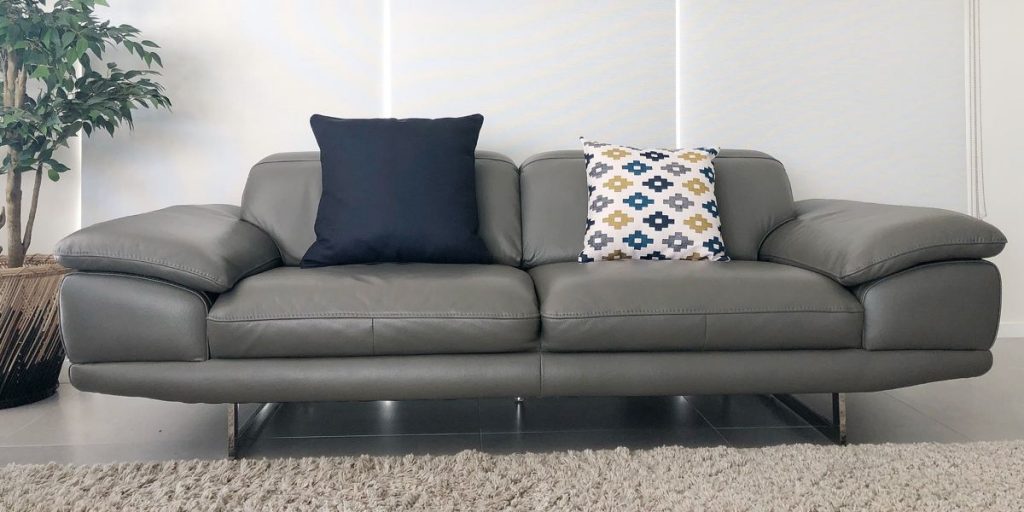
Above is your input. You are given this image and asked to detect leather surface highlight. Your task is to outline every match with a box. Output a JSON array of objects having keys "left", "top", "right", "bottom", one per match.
[
  {"left": 70, "top": 354, "right": 541, "bottom": 403},
  {"left": 519, "top": 149, "right": 795, "bottom": 266},
  {"left": 855, "top": 260, "right": 1002, "bottom": 351},
  {"left": 760, "top": 199, "right": 1007, "bottom": 286},
  {"left": 207, "top": 264, "right": 539, "bottom": 358},
  {"left": 68, "top": 350, "right": 989, "bottom": 403},
  {"left": 530, "top": 261, "right": 862, "bottom": 352},
  {"left": 241, "top": 151, "right": 523, "bottom": 267},
  {"left": 54, "top": 204, "right": 281, "bottom": 293},
  {"left": 541, "top": 350, "right": 991, "bottom": 396},
  {"left": 60, "top": 273, "right": 210, "bottom": 363}
]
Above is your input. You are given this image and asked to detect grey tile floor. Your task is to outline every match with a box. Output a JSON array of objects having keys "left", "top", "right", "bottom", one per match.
[{"left": 1, "top": 339, "right": 1022, "bottom": 464}]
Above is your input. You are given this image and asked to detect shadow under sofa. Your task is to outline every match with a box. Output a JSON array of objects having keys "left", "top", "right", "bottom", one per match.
[{"left": 54, "top": 149, "right": 1006, "bottom": 456}]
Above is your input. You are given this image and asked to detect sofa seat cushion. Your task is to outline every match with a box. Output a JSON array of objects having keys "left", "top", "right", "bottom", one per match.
[
  {"left": 530, "top": 261, "right": 863, "bottom": 352},
  {"left": 208, "top": 264, "right": 539, "bottom": 358}
]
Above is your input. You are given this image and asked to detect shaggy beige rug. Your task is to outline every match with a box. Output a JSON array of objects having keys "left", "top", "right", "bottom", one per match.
[{"left": 2, "top": 442, "right": 1023, "bottom": 511}]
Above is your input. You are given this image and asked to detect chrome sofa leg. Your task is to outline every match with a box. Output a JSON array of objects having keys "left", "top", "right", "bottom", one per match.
[
  {"left": 227, "top": 402, "right": 280, "bottom": 459},
  {"left": 228, "top": 404, "right": 239, "bottom": 459},
  {"left": 773, "top": 393, "right": 847, "bottom": 445},
  {"left": 514, "top": 396, "right": 525, "bottom": 404}
]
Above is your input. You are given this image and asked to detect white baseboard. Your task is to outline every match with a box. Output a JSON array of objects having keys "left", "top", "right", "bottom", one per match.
[{"left": 998, "top": 322, "right": 1024, "bottom": 339}]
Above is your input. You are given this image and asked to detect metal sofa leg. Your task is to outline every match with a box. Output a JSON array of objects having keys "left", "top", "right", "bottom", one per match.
[
  {"left": 773, "top": 393, "right": 847, "bottom": 445},
  {"left": 227, "top": 402, "right": 280, "bottom": 459}
]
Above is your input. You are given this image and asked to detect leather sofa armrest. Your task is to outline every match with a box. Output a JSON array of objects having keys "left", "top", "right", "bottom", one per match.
[
  {"left": 55, "top": 205, "right": 282, "bottom": 293},
  {"left": 759, "top": 199, "right": 1006, "bottom": 286}
]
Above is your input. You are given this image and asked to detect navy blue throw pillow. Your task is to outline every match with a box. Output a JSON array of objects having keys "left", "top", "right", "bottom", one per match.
[{"left": 301, "top": 114, "right": 492, "bottom": 267}]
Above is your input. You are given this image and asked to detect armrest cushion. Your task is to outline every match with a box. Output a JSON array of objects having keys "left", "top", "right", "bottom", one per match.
[
  {"left": 759, "top": 199, "right": 1006, "bottom": 286},
  {"left": 55, "top": 205, "right": 282, "bottom": 292}
]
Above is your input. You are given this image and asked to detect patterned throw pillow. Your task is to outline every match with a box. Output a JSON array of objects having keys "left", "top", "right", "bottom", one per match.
[{"left": 579, "top": 139, "right": 729, "bottom": 263}]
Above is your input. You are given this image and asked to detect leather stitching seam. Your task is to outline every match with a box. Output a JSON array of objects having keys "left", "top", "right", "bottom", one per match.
[
  {"left": 77, "top": 271, "right": 212, "bottom": 310},
  {"left": 762, "top": 239, "right": 1006, "bottom": 284},
  {"left": 57, "top": 252, "right": 280, "bottom": 290},
  {"left": 208, "top": 313, "right": 541, "bottom": 322},
  {"left": 541, "top": 308, "right": 862, "bottom": 319},
  {"left": 370, "top": 318, "right": 375, "bottom": 356}
]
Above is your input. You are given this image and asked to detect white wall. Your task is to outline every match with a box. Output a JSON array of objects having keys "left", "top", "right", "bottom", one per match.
[
  {"left": 79, "top": 0, "right": 677, "bottom": 225},
  {"left": 78, "top": 0, "right": 970, "bottom": 220},
  {"left": 391, "top": 0, "right": 676, "bottom": 162},
  {"left": 980, "top": 0, "right": 1024, "bottom": 335},
  {"left": 678, "top": 0, "right": 966, "bottom": 210},
  {"left": 81, "top": 0, "right": 383, "bottom": 225}
]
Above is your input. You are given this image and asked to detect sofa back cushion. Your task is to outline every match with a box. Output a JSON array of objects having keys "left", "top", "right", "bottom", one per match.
[
  {"left": 241, "top": 151, "right": 522, "bottom": 267},
  {"left": 520, "top": 149, "right": 795, "bottom": 267}
]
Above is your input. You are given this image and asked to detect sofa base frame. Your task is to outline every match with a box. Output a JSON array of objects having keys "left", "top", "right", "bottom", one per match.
[
  {"left": 228, "top": 402, "right": 280, "bottom": 459},
  {"left": 774, "top": 393, "right": 847, "bottom": 445},
  {"left": 225, "top": 393, "right": 847, "bottom": 458}
]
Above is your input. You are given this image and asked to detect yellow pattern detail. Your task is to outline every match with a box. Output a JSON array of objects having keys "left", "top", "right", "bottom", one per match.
[
  {"left": 602, "top": 249, "right": 629, "bottom": 261},
  {"left": 681, "top": 151, "right": 705, "bottom": 163},
  {"left": 683, "top": 214, "right": 712, "bottom": 234},
  {"left": 603, "top": 210, "right": 634, "bottom": 229},
  {"left": 602, "top": 148, "right": 630, "bottom": 160},
  {"left": 603, "top": 175, "right": 634, "bottom": 192},
  {"left": 684, "top": 178, "right": 709, "bottom": 195}
]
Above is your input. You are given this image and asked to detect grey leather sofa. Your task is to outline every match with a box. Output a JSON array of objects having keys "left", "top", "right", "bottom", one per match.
[{"left": 55, "top": 149, "right": 1006, "bottom": 451}]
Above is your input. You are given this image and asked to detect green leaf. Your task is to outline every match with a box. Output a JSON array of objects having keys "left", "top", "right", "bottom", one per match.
[{"left": 0, "top": 0, "right": 170, "bottom": 185}]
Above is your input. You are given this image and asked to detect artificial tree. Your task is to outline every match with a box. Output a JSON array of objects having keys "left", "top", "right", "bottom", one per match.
[{"left": 0, "top": 0, "right": 169, "bottom": 267}]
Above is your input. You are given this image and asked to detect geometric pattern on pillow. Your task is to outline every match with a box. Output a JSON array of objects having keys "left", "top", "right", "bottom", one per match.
[{"left": 579, "top": 139, "right": 729, "bottom": 263}]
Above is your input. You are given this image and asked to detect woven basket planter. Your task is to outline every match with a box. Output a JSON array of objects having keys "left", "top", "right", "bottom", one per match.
[{"left": 0, "top": 255, "right": 68, "bottom": 409}]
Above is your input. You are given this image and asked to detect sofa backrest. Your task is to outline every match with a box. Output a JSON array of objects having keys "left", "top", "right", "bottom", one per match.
[
  {"left": 240, "top": 151, "right": 523, "bottom": 267},
  {"left": 519, "top": 149, "right": 795, "bottom": 267}
]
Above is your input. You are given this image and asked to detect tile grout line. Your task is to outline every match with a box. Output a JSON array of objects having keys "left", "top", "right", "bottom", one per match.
[
  {"left": 477, "top": 399, "right": 483, "bottom": 450},
  {"left": 681, "top": 396, "right": 730, "bottom": 446},
  {"left": 881, "top": 391, "right": 975, "bottom": 441}
]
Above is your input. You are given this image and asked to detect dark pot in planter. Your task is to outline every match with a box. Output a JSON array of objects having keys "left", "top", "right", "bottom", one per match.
[{"left": 0, "top": 255, "right": 68, "bottom": 409}]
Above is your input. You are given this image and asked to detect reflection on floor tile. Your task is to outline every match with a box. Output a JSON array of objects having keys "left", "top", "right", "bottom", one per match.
[
  {"left": 685, "top": 394, "right": 817, "bottom": 428},
  {"left": 261, "top": 399, "right": 480, "bottom": 438},
  {"left": 479, "top": 396, "right": 706, "bottom": 433},
  {"left": 718, "top": 427, "right": 830, "bottom": 448},
  {"left": 0, "top": 438, "right": 227, "bottom": 465},
  {"left": 843, "top": 392, "right": 969, "bottom": 444},
  {"left": 884, "top": 352, "right": 1024, "bottom": 441},
  {"left": 0, "top": 387, "right": 224, "bottom": 448},
  {"left": 481, "top": 427, "right": 725, "bottom": 454},
  {"left": 0, "top": 395, "right": 47, "bottom": 440},
  {"left": 246, "top": 434, "right": 481, "bottom": 459}
]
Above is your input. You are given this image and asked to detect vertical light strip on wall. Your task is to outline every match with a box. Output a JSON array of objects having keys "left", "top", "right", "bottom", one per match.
[
  {"left": 381, "top": 0, "right": 393, "bottom": 117},
  {"left": 674, "top": 0, "right": 681, "bottom": 148},
  {"left": 73, "top": 61, "right": 83, "bottom": 230},
  {"left": 965, "top": 0, "right": 986, "bottom": 218}
]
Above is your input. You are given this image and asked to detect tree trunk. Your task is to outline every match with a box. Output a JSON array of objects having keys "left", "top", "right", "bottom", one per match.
[
  {"left": 3, "top": 55, "right": 26, "bottom": 268},
  {"left": 22, "top": 163, "right": 42, "bottom": 253},
  {"left": 4, "top": 152, "right": 24, "bottom": 268}
]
